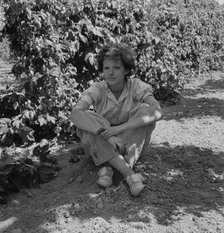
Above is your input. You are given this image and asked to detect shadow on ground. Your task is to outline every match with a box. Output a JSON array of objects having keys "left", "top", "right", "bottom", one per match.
[
  {"left": 45, "top": 144, "right": 224, "bottom": 228},
  {"left": 198, "top": 74, "right": 224, "bottom": 92},
  {"left": 186, "top": 73, "right": 224, "bottom": 92},
  {"left": 1, "top": 144, "right": 224, "bottom": 232},
  {"left": 162, "top": 72, "right": 224, "bottom": 121},
  {"left": 47, "top": 144, "right": 224, "bottom": 228},
  {"left": 139, "top": 143, "right": 224, "bottom": 224},
  {"left": 163, "top": 97, "right": 224, "bottom": 120}
]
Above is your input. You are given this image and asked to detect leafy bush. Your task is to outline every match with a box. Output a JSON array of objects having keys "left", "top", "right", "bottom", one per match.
[
  {"left": 0, "top": 141, "right": 60, "bottom": 204},
  {"left": 0, "top": 0, "right": 224, "bottom": 146}
]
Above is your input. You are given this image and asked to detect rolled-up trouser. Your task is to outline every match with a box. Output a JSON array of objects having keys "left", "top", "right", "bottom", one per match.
[{"left": 77, "top": 103, "right": 156, "bottom": 168}]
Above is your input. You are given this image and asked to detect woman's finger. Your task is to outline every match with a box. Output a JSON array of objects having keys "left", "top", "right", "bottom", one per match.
[
  {"left": 101, "top": 132, "right": 109, "bottom": 139},
  {"left": 104, "top": 133, "right": 111, "bottom": 140}
]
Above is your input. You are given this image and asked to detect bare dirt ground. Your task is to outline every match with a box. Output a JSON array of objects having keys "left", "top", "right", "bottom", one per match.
[{"left": 0, "top": 59, "right": 224, "bottom": 233}]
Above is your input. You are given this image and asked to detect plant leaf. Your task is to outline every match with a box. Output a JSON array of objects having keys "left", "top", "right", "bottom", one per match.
[
  {"left": 49, "top": 67, "right": 61, "bottom": 77},
  {"left": 46, "top": 114, "right": 56, "bottom": 124},
  {"left": 0, "top": 119, "right": 9, "bottom": 135},
  {"left": 38, "top": 116, "right": 47, "bottom": 126}
]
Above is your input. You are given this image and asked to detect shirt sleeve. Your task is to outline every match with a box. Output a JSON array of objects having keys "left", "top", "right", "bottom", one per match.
[
  {"left": 76, "top": 83, "right": 102, "bottom": 107},
  {"left": 132, "top": 78, "right": 153, "bottom": 102}
]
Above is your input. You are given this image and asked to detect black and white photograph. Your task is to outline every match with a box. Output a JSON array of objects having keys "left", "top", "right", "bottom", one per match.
[{"left": 0, "top": 0, "right": 224, "bottom": 232}]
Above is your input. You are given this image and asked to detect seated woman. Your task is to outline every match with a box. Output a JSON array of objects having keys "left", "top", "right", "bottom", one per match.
[{"left": 69, "top": 42, "right": 163, "bottom": 196}]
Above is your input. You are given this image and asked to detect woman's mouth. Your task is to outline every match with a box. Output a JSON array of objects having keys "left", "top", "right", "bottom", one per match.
[{"left": 107, "top": 77, "right": 116, "bottom": 81}]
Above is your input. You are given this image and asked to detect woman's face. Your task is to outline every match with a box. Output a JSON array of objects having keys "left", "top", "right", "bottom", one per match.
[{"left": 103, "top": 57, "right": 128, "bottom": 89}]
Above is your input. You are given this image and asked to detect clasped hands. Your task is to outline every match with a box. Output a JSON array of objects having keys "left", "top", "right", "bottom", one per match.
[{"left": 100, "top": 125, "right": 127, "bottom": 155}]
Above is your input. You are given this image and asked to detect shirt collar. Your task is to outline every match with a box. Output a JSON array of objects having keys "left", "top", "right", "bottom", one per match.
[{"left": 104, "top": 79, "right": 129, "bottom": 103}]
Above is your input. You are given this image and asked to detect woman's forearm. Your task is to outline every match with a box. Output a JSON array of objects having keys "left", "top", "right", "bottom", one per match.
[
  {"left": 69, "top": 109, "right": 103, "bottom": 134},
  {"left": 120, "top": 108, "right": 163, "bottom": 132}
]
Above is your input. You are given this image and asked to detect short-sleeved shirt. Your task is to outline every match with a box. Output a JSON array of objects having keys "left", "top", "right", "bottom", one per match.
[{"left": 77, "top": 78, "right": 153, "bottom": 125}]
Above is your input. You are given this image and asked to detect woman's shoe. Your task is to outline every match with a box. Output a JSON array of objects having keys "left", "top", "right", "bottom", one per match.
[
  {"left": 126, "top": 173, "right": 145, "bottom": 196},
  {"left": 97, "top": 166, "right": 113, "bottom": 187}
]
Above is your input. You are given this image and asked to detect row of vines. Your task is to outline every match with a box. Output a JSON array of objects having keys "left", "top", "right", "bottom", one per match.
[
  {"left": 0, "top": 0, "right": 224, "bottom": 148},
  {"left": 0, "top": 0, "right": 224, "bottom": 203}
]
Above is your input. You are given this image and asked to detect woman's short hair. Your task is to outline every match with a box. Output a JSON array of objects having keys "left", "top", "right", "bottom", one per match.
[{"left": 97, "top": 43, "right": 136, "bottom": 73}]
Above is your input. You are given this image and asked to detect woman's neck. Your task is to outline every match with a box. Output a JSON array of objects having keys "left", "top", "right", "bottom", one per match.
[
  {"left": 108, "top": 80, "right": 125, "bottom": 93},
  {"left": 108, "top": 81, "right": 125, "bottom": 99},
  {"left": 109, "top": 83, "right": 124, "bottom": 93}
]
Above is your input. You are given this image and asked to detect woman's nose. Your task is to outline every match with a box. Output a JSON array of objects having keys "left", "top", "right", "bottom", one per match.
[{"left": 109, "top": 69, "right": 114, "bottom": 75}]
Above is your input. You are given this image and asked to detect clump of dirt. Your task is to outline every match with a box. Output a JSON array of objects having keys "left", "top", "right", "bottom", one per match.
[{"left": 0, "top": 71, "right": 224, "bottom": 233}]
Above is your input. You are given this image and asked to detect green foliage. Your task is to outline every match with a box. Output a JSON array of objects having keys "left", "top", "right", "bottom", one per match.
[
  {"left": 137, "top": 0, "right": 224, "bottom": 102},
  {"left": 0, "top": 0, "right": 224, "bottom": 146},
  {"left": 0, "top": 141, "right": 60, "bottom": 204}
]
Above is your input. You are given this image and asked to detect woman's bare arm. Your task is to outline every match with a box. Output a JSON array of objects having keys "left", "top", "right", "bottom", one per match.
[
  {"left": 101, "top": 95, "right": 163, "bottom": 139},
  {"left": 69, "top": 100, "right": 102, "bottom": 135},
  {"left": 123, "top": 95, "right": 163, "bottom": 130}
]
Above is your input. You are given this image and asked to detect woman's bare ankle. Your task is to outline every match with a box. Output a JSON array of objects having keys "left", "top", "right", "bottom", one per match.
[{"left": 108, "top": 154, "right": 134, "bottom": 178}]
